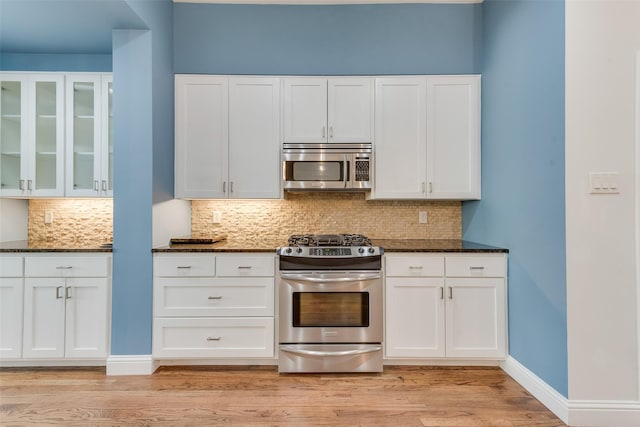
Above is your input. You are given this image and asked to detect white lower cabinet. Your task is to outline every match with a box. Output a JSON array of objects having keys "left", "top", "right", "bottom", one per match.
[
  {"left": 153, "top": 253, "right": 275, "bottom": 360},
  {"left": 23, "top": 255, "right": 110, "bottom": 359},
  {"left": 0, "top": 257, "right": 24, "bottom": 358},
  {"left": 0, "top": 253, "right": 110, "bottom": 363},
  {"left": 385, "top": 253, "right": 507, "bottom": 360}
]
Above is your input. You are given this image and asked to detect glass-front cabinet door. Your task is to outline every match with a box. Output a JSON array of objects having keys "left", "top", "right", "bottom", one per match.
[
  {"left": 0, "top": 73, "right": 64, "bottom": 197},
  {"left": 66, "top": 74, "right": 112, "bottom": 197}
]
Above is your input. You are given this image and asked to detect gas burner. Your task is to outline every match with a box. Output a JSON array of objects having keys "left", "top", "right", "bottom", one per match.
[{"left": 287, "top": 233, "right": 372, "bottom": 247}]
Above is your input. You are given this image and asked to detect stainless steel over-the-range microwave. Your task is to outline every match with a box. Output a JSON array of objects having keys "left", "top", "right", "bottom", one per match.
[{"left": 282, "top": 143, "right": 372, "bottom": 191}]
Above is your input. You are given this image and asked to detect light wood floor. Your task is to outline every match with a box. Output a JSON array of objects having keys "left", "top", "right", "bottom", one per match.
[{"left": 0, "top": 365, "right": 565, "bottom": 426}]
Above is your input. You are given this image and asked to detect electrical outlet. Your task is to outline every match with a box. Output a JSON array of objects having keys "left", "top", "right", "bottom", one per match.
[
  {"left": 44, "top": 210, "right": 54, "bottom": 224},
  {"left": 212, "top": 211, "right": 222, "bottom": 224},
  {"left": 419, "top": 211, "right": 428, "bottom": 224}
]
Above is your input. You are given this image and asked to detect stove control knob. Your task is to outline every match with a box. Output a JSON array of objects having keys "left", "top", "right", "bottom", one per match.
[
  {"left": 368, "top": 247, "right": 375, "bottom": 254},
  {"left": 296, "top": 247, "right": 303, "bottom": 254},
  {"left": 358, "top": 247, "right": 364, "bottom": 254},
  {"left": 285, "top": 247, "right": 292, "bottom": 254}
]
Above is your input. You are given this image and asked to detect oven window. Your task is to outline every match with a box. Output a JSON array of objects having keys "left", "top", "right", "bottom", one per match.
[
  {"left": 285, "top": 161, "right": 344, "bottom": 182},
  {"left": 292, "top": 292, "right": 369, "bottom": 327}
]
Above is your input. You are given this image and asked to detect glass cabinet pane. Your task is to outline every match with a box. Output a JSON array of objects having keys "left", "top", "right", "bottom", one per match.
[
  {"left": 0, "top": 80, "right": 22, "bottom": 191},
  {"left": 72, "top": 82, "right": 95, "bottom": 191},
  {"left": 35, "top": 81, "right": 58, "bottom": 190}
]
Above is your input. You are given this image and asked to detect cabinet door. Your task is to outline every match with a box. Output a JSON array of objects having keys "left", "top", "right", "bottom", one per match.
[
  {"left": 0, "top": 74, "right": 64, "bottom": 197},
  {"left": 229, "top": 78, "right": 281, "bottom": 198},
  {"left": 66, "top": 75, "right": 103, "bottom": 197},
  {"left": 385, "top": 277, "right": 445, "bottom": 358},
  {"left": 0, "top": 278, "right": 23, "bottom": 358},
  {"left": 445, "top": 277, "right": 506, "bottom": 358},
  {"left": 426, "top": 75, "right": 481, "bottom": 200},
  {"left": 175, "top": 75, "right": 228, "bottom": 198},
  {"left": 99, "top": 75, "right": 113, "bottom": 197},
  {"left": 373, "top": 78, "right": 427, "bottom": 199},
  {"left": 327, "top": 78, "right": 373, "bottom": 143},
  {"left": 23, "top": 278, "right": 66, "bottom": 358},
  {"left": 283, "top": 78, "right": 327, "bottom": 143},
  {"left": 64, "top": 277, "right": 109, "bottom": 358}
]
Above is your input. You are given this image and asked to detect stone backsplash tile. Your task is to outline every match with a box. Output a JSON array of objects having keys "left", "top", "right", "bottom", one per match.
[
  {"left": 28, "top": 199, "right": 113, "bottom": 245},
  {"left": 192, "top": 193, "right": 461, "bottom": 245}
]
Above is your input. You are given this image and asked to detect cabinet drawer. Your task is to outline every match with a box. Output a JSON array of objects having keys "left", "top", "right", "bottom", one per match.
[
  {"left": 153, "top": 317, "right": 274, "bottom": 358},
  {"left": 154, "top": 254, "right": 215, "bottom": 277},
  {"left": 154, "top": 277, "right": 274, "bottom": 317},
  {"left": 24, "top": 256, "right": 108, "bottom": 277},
  {"left": 445, "top": 255, "right": 506, "bottom": 278},
  {"left": 385, "top": 255, "right": 444, "bottom": 277},
  {"left": 0, "top": 257, "right": 23, "bottom": 277},
  {"left": 216, "top": 255, "right": 275, "bottom": 277}
]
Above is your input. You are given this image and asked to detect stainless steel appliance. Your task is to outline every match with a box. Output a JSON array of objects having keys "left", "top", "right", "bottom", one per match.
[
  {"left": 282, "top": 143, "right": 372, "bottom": 191},
  {"left": 278, "top": 234, "right": 383, "bottom": 373}
]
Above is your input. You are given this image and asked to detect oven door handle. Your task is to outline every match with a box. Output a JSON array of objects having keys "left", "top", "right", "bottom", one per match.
[
  {"left": 280, "top": 345, "right": 381, "bottom": 357},
  {"left": 279, "top": 273, "right": 381, "bottom": 283}
]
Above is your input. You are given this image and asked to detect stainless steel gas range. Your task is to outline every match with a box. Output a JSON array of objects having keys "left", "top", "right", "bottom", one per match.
[{"left": 277, "top": 234, "right": 383, "bottom": 373}]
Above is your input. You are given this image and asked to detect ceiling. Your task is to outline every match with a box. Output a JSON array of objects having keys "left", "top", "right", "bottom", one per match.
[{"left": 0, "top": 0, "right": 146, "bottom": 54}]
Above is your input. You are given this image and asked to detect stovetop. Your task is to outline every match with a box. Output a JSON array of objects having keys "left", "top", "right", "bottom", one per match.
[{"left": 287, "top": 234, "right": 372, "bottom": 247}]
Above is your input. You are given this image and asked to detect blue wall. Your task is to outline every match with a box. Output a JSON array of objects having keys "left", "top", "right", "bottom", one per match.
[
  {"left": 174, "top": 3, "right": 482, "bottom": 75},
  {"left": 462, "top": 0, "right": 567, "bottom": 396}
]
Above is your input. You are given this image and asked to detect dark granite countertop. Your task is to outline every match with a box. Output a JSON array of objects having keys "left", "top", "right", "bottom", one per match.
[
  {"left": 152, "top": 239, "right": 507, "bottom": 253},
  {"left": 0, "top": 240, "right": 112, "bottom": 253},
  {"left": 372, "top": 239, "right": 508, "bottom": 253}
]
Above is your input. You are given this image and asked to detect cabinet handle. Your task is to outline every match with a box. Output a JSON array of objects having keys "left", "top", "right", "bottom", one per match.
[
  {"left": 65, "top": 287, "right": 72, "bottom": 299},
  {"left": 230, "top": 181, "right": 234, "bottom": 193},
  {"left": 470, "top": 266, "right": 485, "bottom": 270},
  {"left": 27, "top": 180, "right": 33, "bottom": 190},
  {"left": 206, "top": 337, "right": 221, "bottom": 341},
  {"left": 19, "top": 179, "right": 25, "bottom": 190},
  {"left": 56, "top": 266, "right": 73, "bottom": 270},
  {"left": 329, "top": 126, "right": 333, "bottom": 138},
  {"left": 207, "top": 296, "right": 222, "bottom": 300},
  {"left": 421, "top": 182, "right": 426, "bottom": 193},
  {"left": 448, "top": 287, "right": 453, "bottom": 299},
  {"left": 94, "top": 180, "right": 100, "bottom": 191},
  {"left": 102, "top": 180, "right": 108, "bottom": 192},
  {"left": 322, "top": 126, "right": 326, "bottom": 139},
  {"left": 408, "top": 266, "right": 423, "bottom": 270},
  {"left": 237, "top": 266, "right": 253, "bottom": 270},
  {"left": 223, "top": 181, "right": 226, "bottom": 193},
  {"left": 176, "top": 265, "right": 192, "bottom": 269},
  {"left": 56, "top": 286, "right": 64, "bottom": 299},
  {"left": 428, "top": 182, "right": 433, "bottom": 194},
  {"left": 440, "top": 287, "right": 444, "bottom": 300}
]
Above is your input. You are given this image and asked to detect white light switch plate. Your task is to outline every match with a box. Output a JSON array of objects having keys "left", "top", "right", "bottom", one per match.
[{"left": 589, "top": 172, "right": 619, "bottom": 194}]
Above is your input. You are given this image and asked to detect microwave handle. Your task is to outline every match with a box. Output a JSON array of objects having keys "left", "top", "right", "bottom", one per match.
[{"left": 343, "top": 154, "right": 348, "bottom": 188}]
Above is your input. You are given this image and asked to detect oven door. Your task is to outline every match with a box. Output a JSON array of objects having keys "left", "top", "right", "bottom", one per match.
[
  {"left": 278, "top": 271, "right": 382, "bottom": 344},
  {"left": 282, "top": 152, "right": 350, "bottom": 190}
]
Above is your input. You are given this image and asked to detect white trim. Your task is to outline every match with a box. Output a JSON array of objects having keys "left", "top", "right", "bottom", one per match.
[
  {"left": 156, "top": 358, "right": 277, "bottom": 367},
  {"left": 635, "top": 49, "right": 640, "bottom": 405},
  {"left": 106, "top": 355, "right": 156, "bottom": 376},
  {"left": 500, "top": 356, "right": 569, "bottom": 424},
  {"left": 384, "top": 358, "right": 501, "bottom": 366},
  {"left": 0, "top": 359, "right": 105, "bottom": 368},
  {"left": 568, "top": 401, "right": 640, "bottom": 427}
]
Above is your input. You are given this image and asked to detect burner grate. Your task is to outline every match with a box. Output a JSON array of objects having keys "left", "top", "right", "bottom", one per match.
[{"left": 288, "top": 233, "right": 372, "bottom": 247}]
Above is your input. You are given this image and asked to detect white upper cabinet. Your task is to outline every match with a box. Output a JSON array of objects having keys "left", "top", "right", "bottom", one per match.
[
  {"left": 283, "top": 78, "right": 373, "bottom": 143},
  {"left": 372, "top": 75, "right": 481, "bottom": 200},
  {"left": 228, "top": 77, "right": 281, "bottom": 199},
  {"left": 175, "top": 75, "right": 228, "bottom": 199},
  {"left": 0, "top": 73, "right": 65, "bottom": 197},
  {"left": 426, "top": 75, "right": 480, "bottom": 199},
  {"left": 65, "top": 74, "right": 113, "bottom": 197},
  {"left": 174, "top": 75, "right": 281, "bottom": 199},
  {"left": 373, "top": 78, "right": 427, "bottom": 199}
]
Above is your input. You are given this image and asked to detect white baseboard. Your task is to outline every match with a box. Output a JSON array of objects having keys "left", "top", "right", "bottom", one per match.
[
  {"left": 501, "top": 356, "right": 640, "bottom": 427},
  {"left": 500, "top": 356, "right": 569, "bottom": 424},
  {"left": 106, "top": 355, "right": 156, "bottom": 376}
]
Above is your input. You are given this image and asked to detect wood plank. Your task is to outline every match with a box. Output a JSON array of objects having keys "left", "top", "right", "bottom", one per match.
[{"left": 0, "top": 365, "right": 565, "bottom": 426}]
